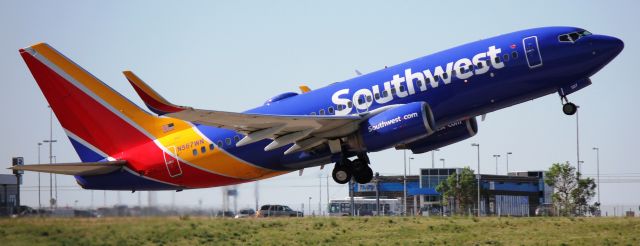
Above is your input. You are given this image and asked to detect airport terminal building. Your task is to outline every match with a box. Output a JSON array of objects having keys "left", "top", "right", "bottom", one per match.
[
  {"left": 351, "top": 168, "right": 552, "bottom": 216},
  {"left": 0, "top": 174, "right": 19, "bottom": 216}
]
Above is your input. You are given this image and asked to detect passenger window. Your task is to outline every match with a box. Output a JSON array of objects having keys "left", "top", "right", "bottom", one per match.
[
  {"left": 425, "top": 77, "right": 431, "bottom": 84},
  {"left": 459, "top": 67, "right": 465, "bottom": 74},
  {"left": 494, "top": 56, "right": 501, "bottom": 63},
  {"left": 234, "top": 135, "right": 240, "bottom": 142},
  {"left": 434, "top": 75, "right": 440, "bottom": 81},
  {"left": 503, "top": 54, "right": 509, "bottom": 62},
  {"left": 399, "top": 85, "right": 405, "bottom": 92},
  {"left": 442, "top": 73, "right": 448, "bottom": 80},
  {"left": 347, "top": 101, "right": 353, "bottom": 108},
  {"left": 382, "top": 91, "right": 389, "bottom": 97},
  {"left": 390, "top": 88, "right": 396, "bottom": 94},
  {"left": 192, "top": 149, "right": 198, "bottom": 156},
  {"left": 217, "top": 140, "right": 223, "bottom": 147},
  {"left": 201, "top": 146, "right": 206, "bottom": 154},
  {"left": 225, "top": 138, "right": 231, "bottom": 145},
  {"left": 467, "top": 65, "right": 473, "bottom": 71},
  {"left": 366, "top": 95, "right": 372, "bottom": 102},
  {"left": 319, "top": 109, "right": 325, "bottom": 115},
  {"left": 512, "top": 51, "right": 518, "bottom": 59},
  {"left": 477, "top": 62, "right": 483, "bottom": 69},
  {"left": 328, "top": 107, "right": 334, "bottom": 114},
  {"left": 209, "top": 143, "right": 214, "bottom": 150},
  {"left": 374, "top": 93, "right": 380, "bottom": 100},
  {"left": 357, "top": 97, "right": 364, "bottom": 104}
]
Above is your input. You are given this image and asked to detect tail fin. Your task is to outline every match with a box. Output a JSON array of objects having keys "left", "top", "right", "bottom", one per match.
[{"left": 20, "top": 43, "right": 187, "bottom": 161}]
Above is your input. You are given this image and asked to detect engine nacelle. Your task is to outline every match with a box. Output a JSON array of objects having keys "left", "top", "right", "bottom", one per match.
[
  {"left": 397, "top": 117, "right": 478, "bottom": 154},
  {"left": 349, "top": 102, "right": 436, "bottom": 152}
]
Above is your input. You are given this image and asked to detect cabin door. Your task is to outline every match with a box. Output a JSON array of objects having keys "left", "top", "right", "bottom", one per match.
[
  {"left": 164, "top": 146, "right": 182, "bottom": 177},
  {"left": 522, "top": 36, "right": 543, "bottom": 68}
]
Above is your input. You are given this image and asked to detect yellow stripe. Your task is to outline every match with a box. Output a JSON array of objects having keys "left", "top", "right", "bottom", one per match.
[{"left": 158, "top": 128, "right": 287, "bottom": 179}]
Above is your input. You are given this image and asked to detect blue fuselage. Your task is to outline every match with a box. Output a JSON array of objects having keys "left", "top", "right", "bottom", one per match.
[{"left": 196, "top": 26, "right": 623, "bottom": 171}]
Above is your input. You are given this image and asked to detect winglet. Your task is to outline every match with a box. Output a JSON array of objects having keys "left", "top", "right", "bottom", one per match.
[
  {"left": 123, "top": 71, "right": 186, "bottom": 115},
  {"left": 299, "top": 85, "right": 311, "bottom": 93}
]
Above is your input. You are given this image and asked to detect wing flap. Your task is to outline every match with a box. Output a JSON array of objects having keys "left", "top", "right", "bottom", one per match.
[{"left": 9, "top": 160, "right": 126, "bottom": 176}]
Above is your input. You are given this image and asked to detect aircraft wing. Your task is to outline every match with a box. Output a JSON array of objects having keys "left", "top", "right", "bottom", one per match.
[
  {"left": 123, "top": 71, "right": 365, "bottom": 154},
  {"left": 9, "top": 161, "right": 126, "bottom": 176}
]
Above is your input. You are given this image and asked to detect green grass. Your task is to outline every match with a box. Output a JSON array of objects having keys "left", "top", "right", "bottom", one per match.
[{"left": 0, "top": 216, "right": 639, "bottom": 245}]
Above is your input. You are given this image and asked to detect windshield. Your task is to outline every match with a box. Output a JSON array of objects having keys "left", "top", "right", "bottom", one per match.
[{"left": 558, "top": 30, "right": 592, "bottom": 43}]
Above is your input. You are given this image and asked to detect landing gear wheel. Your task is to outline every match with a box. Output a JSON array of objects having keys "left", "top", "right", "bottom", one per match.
[
  {"left": 352, "top": 159, "right": 373, "bottom": 184},
  {"left": 354, "top": 165, "right": 373, "bottom": 184},
  {"left": 562, "top": 102, "right": 577, "bottom": 115},
  {"left": 332, "top": 162, "right": 352, "bottom": 184}
]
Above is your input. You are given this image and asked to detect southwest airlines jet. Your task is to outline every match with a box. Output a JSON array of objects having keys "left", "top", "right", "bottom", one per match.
[{"left": 12, "top": 27, "right": 623, "bottom": 191}]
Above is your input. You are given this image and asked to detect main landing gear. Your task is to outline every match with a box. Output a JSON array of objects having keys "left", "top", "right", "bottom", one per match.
[
  {"left": 560, "top": 93, "right": 578, "bottom": 116},
  {"left": 332, "top": 154, "right": 373, "bottom": 184}
]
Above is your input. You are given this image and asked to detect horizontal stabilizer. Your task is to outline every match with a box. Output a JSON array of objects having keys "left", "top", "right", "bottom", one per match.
[{"left": 9, "top": 160, "right": 126, "bottom": 176}]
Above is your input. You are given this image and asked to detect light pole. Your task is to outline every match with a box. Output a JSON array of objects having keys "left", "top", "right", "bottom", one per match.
[
  {"left": 576, "top": 105, "right": 581, "bottom": 178},
  {"left": 403, "top": 150, "right": 407, "bottom": 216},
  {"left": 255, "top": 181, "right": 259, "bottom": 212},
  {"left": 592, "top": 147, "right": 600, "bottom": 205},
  {"left": 37, "top": 142, "right": 42, "bottom": 210},
  {"left": 53, "top": 155, "right": 57, "bottom": 204},
  {"left": 440, "top": 158, "right": 445, "bottom": 168},
  {"left": 506, "top": 152, "right": 512, "bottom": 174},
  {"left": 493, "top": 155, "right": 501, "bottom": 175},
  {"left": 43, "top": 139, "right": 57, "bottom": 209},
  {"left": 471, "top": 143, "right": 480, "bottom": 216},
  {"left": 431, "top": 149, "right": 440, "bottom": 168},
  {"left": 408, "top": 157, "right": 415, "bottom": 175},
  {"left": 318, "top": 173, "right": 322, "bottom": 216},
  {"left": 578, "top": 160, "right": 584, "bottom": 177},
  {"left": 308, "top": 197, "right": 312, "bottom": 216},
  {"left": 326, "top": 175, "right": 329, "bottom": 216},
  {"left": 375, "top": 172, "right": 380, "bottom": 216},
  {"left": 44, "top": 105, "right": 57, "bottom": 209}
]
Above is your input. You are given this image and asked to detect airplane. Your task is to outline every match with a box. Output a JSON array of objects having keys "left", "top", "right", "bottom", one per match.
[{"left": 12, "top": 26, "right": 623, "bottom": 191}]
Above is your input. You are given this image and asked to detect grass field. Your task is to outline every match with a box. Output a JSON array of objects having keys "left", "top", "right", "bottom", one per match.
[{"left": 0, "top": 216, "right": 639, "bottom": 245}]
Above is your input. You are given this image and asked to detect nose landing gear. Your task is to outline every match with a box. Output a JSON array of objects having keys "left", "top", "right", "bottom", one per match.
[
  {"left": 562, "top": 102, "right": 578, "bottom": 115},
  {"left": 559, "top": 91, "right": 578, "bottom": 115},
  {"left": 331, "top": 154, "right": 373, "bottom": 184}
]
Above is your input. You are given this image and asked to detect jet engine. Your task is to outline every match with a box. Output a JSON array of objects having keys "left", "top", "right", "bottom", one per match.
[
  {"left": 347, "top": 102, "right": 436, "bottom": 152},
  {"left": 397, "top": 117, "right": 478, "bottom": 154}
]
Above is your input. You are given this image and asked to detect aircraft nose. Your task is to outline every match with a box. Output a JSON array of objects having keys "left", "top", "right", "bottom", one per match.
[{"left": 593, "top": 35, "right": 624, "bottom": 61}]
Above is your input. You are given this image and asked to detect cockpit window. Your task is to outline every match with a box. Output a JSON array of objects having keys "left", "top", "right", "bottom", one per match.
[{"left": 558, "top": 30, "right": 592, "bottom": 43}]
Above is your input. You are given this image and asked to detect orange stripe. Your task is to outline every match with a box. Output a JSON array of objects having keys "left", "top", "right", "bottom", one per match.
[{"left": 30, "top": 43, "right": 190, "bottom": 139}]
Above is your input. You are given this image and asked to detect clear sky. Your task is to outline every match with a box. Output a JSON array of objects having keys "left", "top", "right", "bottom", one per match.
[{"left": 1, "top": 0, "right": 638, "bottom": 212}]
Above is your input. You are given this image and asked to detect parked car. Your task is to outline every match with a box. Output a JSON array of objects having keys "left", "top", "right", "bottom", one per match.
[
  {"left": 256, "top": 205, "right": 303, "bottom": 217},
  {"left": 234, "top": 209, "right": 255, "bottom": 218},
  {"left": 216, "top": 210, "right": 236, "bottom": 218}
]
